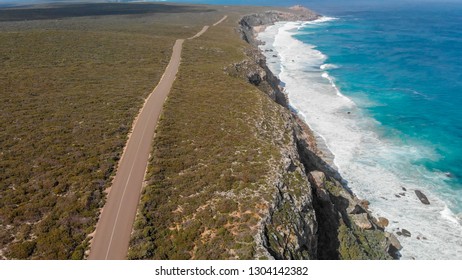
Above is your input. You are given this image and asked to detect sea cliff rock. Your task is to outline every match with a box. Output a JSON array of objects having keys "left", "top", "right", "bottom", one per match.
[
  {"left": 228, "top": 48, "right": 288, "bottom": 107},
  {"left": 241, "top": 92, "right": 319, "bottom": 260},
  {"left": 386, "top": 233, "right": 402, "bottom": 248},
  {"left": 239, "top": 9, "right": 319, "bottom": 45},
  {"left": 260, "top": 154, "right": 318, "bottom": 259},
  {"left": 352, "top": 213, "right": 373, "bottom": 230},
  {"left": 236, "top": 8, "right": 402, "bottom": 260},
  {"left": 377, "top": 217, "right": 390, "bottom": 228}
]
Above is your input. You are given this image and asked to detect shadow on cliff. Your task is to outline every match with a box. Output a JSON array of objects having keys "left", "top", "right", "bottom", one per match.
[
  {"left": 294, "top": 114, "right": 401, "bottom": 259},
  {"left": 236, "top": 10, "right": 401, "bottom": 260},
  {"left": 293, "top": 116, "right": 349, "bottom": 259},
  {"left": 292, "top": 112, "right": 351, "bottom": 190}
]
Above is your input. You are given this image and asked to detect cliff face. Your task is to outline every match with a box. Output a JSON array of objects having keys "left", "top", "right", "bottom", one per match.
[
  {"left": 128, "top": 15, "right": 322, "bottom": 259},
  {"left": 253, "top": 107, "right": 318, "bottom": 259},
  {"left": 239, "top": 8, "right": 319, "bottom": 45},
  {"left": 235, "top": 10, "right": 402, "bottom": 260}
]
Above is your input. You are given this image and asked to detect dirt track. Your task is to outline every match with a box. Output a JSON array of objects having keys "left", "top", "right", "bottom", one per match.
[{"left": 89, "top": 16, "right": 227, "bottom": 260}]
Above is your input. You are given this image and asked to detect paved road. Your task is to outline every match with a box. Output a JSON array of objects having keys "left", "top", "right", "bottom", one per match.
[
  {"left": 88, "top": 39, "right": 184, "bottom": 260},
  {"left": 188, "top": 26, "right": 209, "bottom": 40},
  {"left": 213, "top": 15, "right": 228, "bottom": 26},
  {"left": 89, "top": 17, "right": 227, "bottom": 260}
]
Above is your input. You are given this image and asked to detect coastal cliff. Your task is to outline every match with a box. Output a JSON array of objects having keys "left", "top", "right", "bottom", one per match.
[
  {"left": 127, "top": 7, "right": 401, "bottom": 260},
  {"left": 234, "top": 8, "right": 402, "bottom": 259},
  {"left": 0, "top": 2, "right": 403, "bottom": 260},
  {"left": 239, "top": 6, "right": 319, "bottom": 45}
]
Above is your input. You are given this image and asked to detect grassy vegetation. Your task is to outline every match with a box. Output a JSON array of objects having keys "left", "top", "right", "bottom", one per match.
[
  {"left": 1, "top": 2, "right": 388, "bottom": 260},
  {"left": 128, "top": 18, "right": 296, "bottom": 259},
  {"left": 0, "top": 3, "right": 214, "bottom": 22},
  {"left": 0, "top": 3, "right": 218, "bottom": 259},
  {"left": 338, "top": 221, "right": 390, "bottom": 260}
]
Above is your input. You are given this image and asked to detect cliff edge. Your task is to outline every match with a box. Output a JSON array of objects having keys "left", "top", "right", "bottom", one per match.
[
  {"left": 127, "top": 7, "right": 401, "bottom": 260},
  {"left": 234, "top": 8, "right": 402, "bottom": 259}
]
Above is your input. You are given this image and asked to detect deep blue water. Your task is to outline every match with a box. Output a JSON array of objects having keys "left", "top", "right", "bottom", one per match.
[
  {"left": 125, "top": 1, "right": 462, "bottom": 190},
  {"left": 3, "top": 0, "right": 461, "bottom": 258},
  {"left": 111, "top": 0, "right": 462, "bottom": 259},
  {"left": 153, "top": 0, "right": 462, "bottom": 225},
  {"left": 161, "top": 0, "right": 462, "bottom": 213},
  {"left": 253, "top": 0, "right": 462, "bottom": 259},
  {"left": 173, "top": 0, "right": 462, "bottom": 206},
  {"left": 294, "top": 4, "right": 462, "bottom": 195}
]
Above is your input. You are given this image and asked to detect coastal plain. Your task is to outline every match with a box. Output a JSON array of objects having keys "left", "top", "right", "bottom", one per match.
[
  {"left": 0, "top": 2, "right": 224, "bottom": 259},
  {"left": 0, "top": 2, "right": 399, "bottom": 259}
]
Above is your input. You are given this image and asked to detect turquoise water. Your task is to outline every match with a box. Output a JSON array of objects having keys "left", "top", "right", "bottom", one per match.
[
  {"left": 255, "top": 2, "right": 462, "bottom": 259},
  {"left": 116, "top": 2, "right": 462, "bottom": 193},
  {"left": 5, "top": 0, "right": 461, "bottom": 259},
  {"left": 295, "top": 4, "right": 462, "bottom": 207},
  {"left": 145, "top": 0, "right": 462, "bottom": 258}
]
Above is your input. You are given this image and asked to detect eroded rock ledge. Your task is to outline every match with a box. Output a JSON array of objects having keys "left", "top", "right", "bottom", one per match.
[
  {"left": 235, "top": 8, "right": 402, "bottom": 259},
  {"left": 239, "top": 7, "right": 319, "bottom": 45}
]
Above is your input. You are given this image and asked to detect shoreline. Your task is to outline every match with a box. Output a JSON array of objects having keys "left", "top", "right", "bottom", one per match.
[
  {"left": 258, "top": 25, "right": 338, "bottom": 171},
  {"left": 240, "top": 9, "right": 339, "bottom": 172},
  {"left": 253, "top": 16, "right": 462, "bottom": 260},
  {"left": 237, "top": 7, "right": 403, "bottom": 259},
  {"left": 243, "top": 11, "right": 353, "bottom": 197}
]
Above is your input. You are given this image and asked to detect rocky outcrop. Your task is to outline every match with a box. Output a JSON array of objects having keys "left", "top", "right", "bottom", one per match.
[
  {"left": 377, "top": 217, "right": 390, "bottom": 228},
  {"left": 250, "top": 93, "right": 318, "bottom": 260},
  {"left": 227, "top": 47, "right": 288, "bottom": 107},
  {"left": 235, "top": 8, "right": 402, "bottom": 260},
  {"left": 260, "top": 151, "right": 318, "bottom": 259},
  {"left": 239, "top": 9, "right": 319, "bottom": 45},
  {"left": 307, "top": 171, "right": 400, "bottom": 259}
]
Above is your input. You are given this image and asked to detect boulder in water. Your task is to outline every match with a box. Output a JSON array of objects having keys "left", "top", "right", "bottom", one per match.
[
  {"left": 401, "top": 229, "right": 411, "bottom": 237},
  {"left": 415, "top": 190, "right": 430, "bottom": 205},
  {"left": 385, "top": 232, "right": 403, "bottom": 251},
  {"left": 397, "top": 229, "right": 411, "bottom": 237},
  {"left": 360, "top": 199, "right": 370, "bottom": 209},
  {"left": 377, "top": 217, "right": 389, "bottom": 228}
]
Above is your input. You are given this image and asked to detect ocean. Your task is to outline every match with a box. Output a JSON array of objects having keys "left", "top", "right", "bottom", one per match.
[
  {"left": 159, "top": 0, "right": 462, "bottom": 259},
  {"left": 255, "top": 2, "right": 462, "bottom": 259},
  {"left": 6, "top": 0, "right": 460, "bottom": 260}
]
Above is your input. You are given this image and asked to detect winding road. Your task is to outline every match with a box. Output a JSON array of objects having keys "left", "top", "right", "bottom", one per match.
[{"left": 88, "top": 15, "right": 227, "bottom": 260}]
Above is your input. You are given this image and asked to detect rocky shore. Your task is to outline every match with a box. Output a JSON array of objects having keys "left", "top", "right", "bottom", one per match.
[{"left": 233, "top": 7, "right": 402, "bottom": 259}]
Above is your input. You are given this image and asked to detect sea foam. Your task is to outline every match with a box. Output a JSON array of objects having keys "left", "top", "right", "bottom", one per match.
[
  {"left": 258, "top": 19, "right": 462, "bottom": 260},
  {"left": 320, "top": 63, "right": 339, "bottom": 70}
]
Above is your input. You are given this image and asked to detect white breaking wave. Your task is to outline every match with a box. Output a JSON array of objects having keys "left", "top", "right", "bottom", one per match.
[
  {"left": 320, "top": 63, "right": 339, "bottom": 70},
  {"left": 258, "top": 21, "right": 462, "bottom": 260},
  {"left": 303, "top": 16, "right": 339, "bottom": 26}
]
